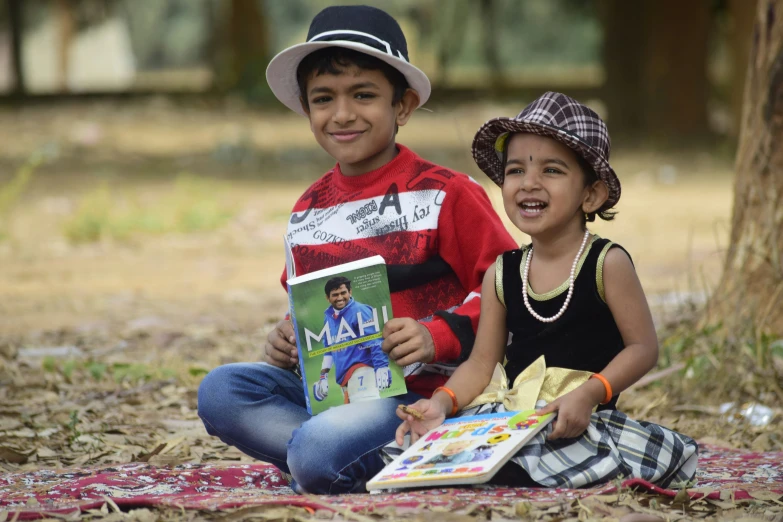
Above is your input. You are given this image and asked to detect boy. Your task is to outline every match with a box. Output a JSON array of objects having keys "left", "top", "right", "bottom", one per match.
[{"left": 197, "top": 4, "right": 516, "bottom": 494}]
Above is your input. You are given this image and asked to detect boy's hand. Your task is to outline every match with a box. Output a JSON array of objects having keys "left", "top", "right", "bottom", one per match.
[
  {"left": 536, "top": 387, "right": 598, "bottom": 440},
  {"left": 395, "top": 399, "right": 446, "bottom": 445},
  {"left": 382, "top": 318, "right": 435, "bottom": 367},
  {"left": 264, "top": 320, "right": 298, "bottom": 368}
]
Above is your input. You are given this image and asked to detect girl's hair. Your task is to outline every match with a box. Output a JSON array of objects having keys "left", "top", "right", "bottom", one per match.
[
  {"left": 574, "top": 155, "right": 617, "bottom": 222},
  {"left": 500, "top": 135, "right": 617, "bottom": 222}
]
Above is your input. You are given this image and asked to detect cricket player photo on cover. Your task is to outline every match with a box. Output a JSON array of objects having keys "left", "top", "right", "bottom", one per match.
[{"left": 286, "top": 255, "right": 407, "bottom": 414}]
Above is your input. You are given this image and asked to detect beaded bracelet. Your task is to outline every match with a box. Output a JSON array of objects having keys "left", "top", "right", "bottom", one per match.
[
  {"left": 590, "top": 373, "right": 613, "bottom": 405},
  {"left": 434, "top": 386, "right": 459, "bottom": 417}
]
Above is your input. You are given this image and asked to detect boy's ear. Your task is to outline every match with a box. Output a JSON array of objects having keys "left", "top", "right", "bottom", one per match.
[
  {"left": 300, "top": 97, "right": 316, "bottom": 132},
  {"left": 299, "top": 96, "right": 310, "bottom": 116},
  {"left": 582, "top": 180, "right": 609, "bottom": 214},
  {"left": 395, "top": 88, "right": 420, "bottom": 127}
]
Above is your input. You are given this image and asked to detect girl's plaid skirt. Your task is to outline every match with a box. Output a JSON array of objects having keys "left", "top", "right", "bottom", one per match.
[{"left": 464, "top": 402, "right": 698, "bottom": 489}]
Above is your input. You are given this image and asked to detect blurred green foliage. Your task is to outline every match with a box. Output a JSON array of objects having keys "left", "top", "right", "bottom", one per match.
[
  {"left": 0, "top": 157, "right": 38, "bottom": 241},
  {"left": 265, "top": 0, "right": 601, "bottom": 68},
  {"left": 63, "top": 174, "right": 234, "bottom": 243},
  {"left": 659, "top": 317, "right": 783, "bottom": 404},
  {"left": 43, "top": 357, "right": 180, "bottom": 384}
]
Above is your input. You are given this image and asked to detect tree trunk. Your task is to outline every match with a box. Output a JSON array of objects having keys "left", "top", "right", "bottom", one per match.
[
  {"left": 434, "top": 0, "right": 469, "bottom": 85},
  {"left": 711, "top": 0, "right": 783, "bottom": 337},
  {"left": 7, "top": 0, "right": 24, "bottom": 96},
  {"left": 211, "top": 0, "right": 269, "bottom": 96},
  {"left": 479, "top": 0, "right": 503, "bottom": 91},
  {"left": 599, "top": 0, "right": 646, "bottom": 136},
  {"left": 729, "top": 0, "right": 758, "bottom": 137},
  {"left": 600, "top": 0, "right": 711, "bottom": 143},
  {"left": 55, "top": 0, "right": 75, "bottom": 92},
  {"left": 641, "top": 0, "right": 712, "bottom": 143}
]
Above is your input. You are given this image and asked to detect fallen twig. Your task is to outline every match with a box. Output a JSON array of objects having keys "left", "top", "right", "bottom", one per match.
[{"left": 629, "top": 363, "right": 686, "bottom": 390}]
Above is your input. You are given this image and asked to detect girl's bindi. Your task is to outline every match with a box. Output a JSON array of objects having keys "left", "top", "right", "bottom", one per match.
[{"left": 529, "top": 155, "right": 533, "bottom": 162}]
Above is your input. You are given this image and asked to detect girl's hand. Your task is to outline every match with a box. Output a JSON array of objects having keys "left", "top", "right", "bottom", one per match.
[
  {"left": 395, "top": 399, "right": 446, "bottom": 445},
  {"left": 536, "top": 388, "right": 597, "bottom": 440}
]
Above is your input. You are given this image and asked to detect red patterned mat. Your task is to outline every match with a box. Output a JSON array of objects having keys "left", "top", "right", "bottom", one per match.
[{"left": 1, "top": 444, "right": 781, "bottom": 519}]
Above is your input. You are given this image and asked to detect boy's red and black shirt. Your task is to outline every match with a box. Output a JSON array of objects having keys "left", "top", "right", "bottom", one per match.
[{"left": 281, "top": 145, "right": 517, "bottom": 396}]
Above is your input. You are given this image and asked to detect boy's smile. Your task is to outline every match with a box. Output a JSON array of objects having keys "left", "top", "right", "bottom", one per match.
[
  {"left": 330, "top": 130, "right": 365, "bottom": 142},
  {"left": 303, "top": 66, "right": 417, "bottom": 176}
]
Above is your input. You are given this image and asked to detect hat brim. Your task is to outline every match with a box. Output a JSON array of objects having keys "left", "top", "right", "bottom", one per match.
[
  {"left": 266, "top": 41, "right": 431, "bottom": 117},
  {"left": 472, "top": 118, "right": 621, "bottom": 209}
]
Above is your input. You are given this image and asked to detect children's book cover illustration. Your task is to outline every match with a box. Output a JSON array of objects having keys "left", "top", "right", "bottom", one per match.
[
  {"left": 366, "top": 410, "right": 553, "bottom": 490},
  {"left": 286, "top": 254, "right": 407, "bottom": 414}
]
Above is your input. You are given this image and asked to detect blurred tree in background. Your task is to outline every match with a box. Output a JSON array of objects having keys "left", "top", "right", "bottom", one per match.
[
  {"left": 0, "top": 0, "right": 761, "bottom": 141},
  {"left": 600, "top": 0, "right": 711, "bottom": 143},
  {"left": 210, "top": 0, "right": 269, "bottom": 100},
  {"left": 6, "top": 0, "right": 24, "bottom": 96},
  {"left": 712, "top": 0, "right": 783, "bottom": 336},
  {"left": 253, "top": 0, "right": 752, "bottom": 145}
]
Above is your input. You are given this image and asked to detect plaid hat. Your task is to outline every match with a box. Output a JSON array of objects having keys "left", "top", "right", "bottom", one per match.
[
  {"left": 266, "top": 5, "right": 431, "bottom": 117},
  {"left": 472, "top": 92, "right": 621, "bottom": 210}
]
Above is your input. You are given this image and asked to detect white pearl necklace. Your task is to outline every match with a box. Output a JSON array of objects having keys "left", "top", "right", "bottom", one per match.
[{"left": 523, "top": 229, "right": 591, "bottom": 323}]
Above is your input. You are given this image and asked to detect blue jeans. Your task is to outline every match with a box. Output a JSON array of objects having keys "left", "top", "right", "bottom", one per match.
[{"left": 197, "top": 362, "right": 423, "bottom": 494}]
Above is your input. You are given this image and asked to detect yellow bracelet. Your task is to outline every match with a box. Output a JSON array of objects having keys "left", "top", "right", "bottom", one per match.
[
  {"left": 591, "top": 373, "right": 613, "bottom": 405},
  {"left": 434, "top": 386, "right": 459, "bottom": 417}
]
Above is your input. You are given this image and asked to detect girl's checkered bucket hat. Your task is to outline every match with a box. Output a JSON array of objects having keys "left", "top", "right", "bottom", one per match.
[{"left": 472, "top": 91, "right": 621, "bottom": 211}]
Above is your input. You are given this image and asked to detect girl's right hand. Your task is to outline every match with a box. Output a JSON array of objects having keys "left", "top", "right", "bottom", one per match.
[{"left": 395, "top": 399, "right": 446, "bottom": 445}]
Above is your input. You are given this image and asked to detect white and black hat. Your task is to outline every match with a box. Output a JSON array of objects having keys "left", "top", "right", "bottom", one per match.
[{"left": 266, "top": 4, "right": 431, "bottom": 117}]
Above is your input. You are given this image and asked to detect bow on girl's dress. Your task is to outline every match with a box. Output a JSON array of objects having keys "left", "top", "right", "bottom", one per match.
[{"left": 462, "top": 355, "right": 595, "bottom": 412}]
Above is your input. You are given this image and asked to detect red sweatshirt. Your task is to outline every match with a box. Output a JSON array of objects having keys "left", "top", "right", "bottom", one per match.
[{"left": 282, "top": 145, "right": 517, "bottom": 396}]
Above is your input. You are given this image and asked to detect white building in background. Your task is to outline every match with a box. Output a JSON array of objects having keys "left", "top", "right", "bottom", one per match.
[
  {"left": 0, "top": 0, "right": 215, "bottom": 94},
  {"left": 21, "top": 16, "right": 136, "bottom": 93}
]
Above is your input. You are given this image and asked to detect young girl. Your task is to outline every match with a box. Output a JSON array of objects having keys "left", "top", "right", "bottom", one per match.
[{"left": 394, "top": 92, "right": 698, "bottom": 489}]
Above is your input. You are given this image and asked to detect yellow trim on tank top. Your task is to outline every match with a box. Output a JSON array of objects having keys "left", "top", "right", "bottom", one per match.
[
  {"left": 495, "top": 254, "right": 505, "bottom": 308},
  {"left": 596, "top": 241, "right": 615, "bottom": 303}
]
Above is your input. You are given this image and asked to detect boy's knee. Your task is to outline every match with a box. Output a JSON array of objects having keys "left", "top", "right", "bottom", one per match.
[
  {"left": 287, "top": 421, "right": 341, "bottom": 494},
  {"left": 287, "top": 414, "right": 383, "bottom": 494},
  {"left": 197, "top": 367, "right": 226, "bottom": 425},
  {"left": 197, "top": 364, "right": 249, "bottom": 426}
]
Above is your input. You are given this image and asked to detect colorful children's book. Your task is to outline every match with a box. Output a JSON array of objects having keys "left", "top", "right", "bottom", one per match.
[
  {"left": 366, "top": 410, "right": 554, "bottom": 490},
  {"left": 285, "top": 254, "right": 407, "bottom": 415}
]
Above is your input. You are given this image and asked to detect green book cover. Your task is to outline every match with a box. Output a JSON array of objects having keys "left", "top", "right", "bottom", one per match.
[{"left": 286, "top": 255, "right": 407, "bottom": 415}]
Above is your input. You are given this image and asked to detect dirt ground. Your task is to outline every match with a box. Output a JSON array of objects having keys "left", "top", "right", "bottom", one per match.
[{"left": 0, "top": 99, "right": 780, "bottom": 521}]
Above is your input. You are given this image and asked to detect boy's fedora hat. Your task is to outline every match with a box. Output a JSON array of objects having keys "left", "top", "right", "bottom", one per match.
[
  {"left": 266, "top": 5, "right": 431, "bottom": 117},
  {"left": 472, "top": 92, "right": 621, "bottom": 210}
]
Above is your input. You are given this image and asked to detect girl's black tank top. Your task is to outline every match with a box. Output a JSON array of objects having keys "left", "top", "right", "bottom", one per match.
[{"left": 498, "top": 237, "right": 630, "bottom": 410}]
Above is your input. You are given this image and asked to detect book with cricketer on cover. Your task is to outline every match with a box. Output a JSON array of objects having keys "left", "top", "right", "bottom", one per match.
[
  {"left": 285, "top": 249, "right": 407, "bottom": 415},
  {"left": 366, "top": 410, "right": 554, "bottom": 490}
]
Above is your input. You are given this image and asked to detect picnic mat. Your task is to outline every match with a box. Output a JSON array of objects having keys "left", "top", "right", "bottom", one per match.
[{"left": 1, "top": 444, "right": 781, "bottom": 519}]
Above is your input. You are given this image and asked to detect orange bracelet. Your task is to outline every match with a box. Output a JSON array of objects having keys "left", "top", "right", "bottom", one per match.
[
  {"left": 591, "top": 373, "right": 613, "bottom": 405},
  {"left": 434, "top": 386, "right": 459, "bottom": 417}
]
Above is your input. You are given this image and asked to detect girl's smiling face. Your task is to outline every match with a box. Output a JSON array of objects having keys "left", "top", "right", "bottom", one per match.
[{"left": 501, "top": 133, "right": 605, "bottom": 239}]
